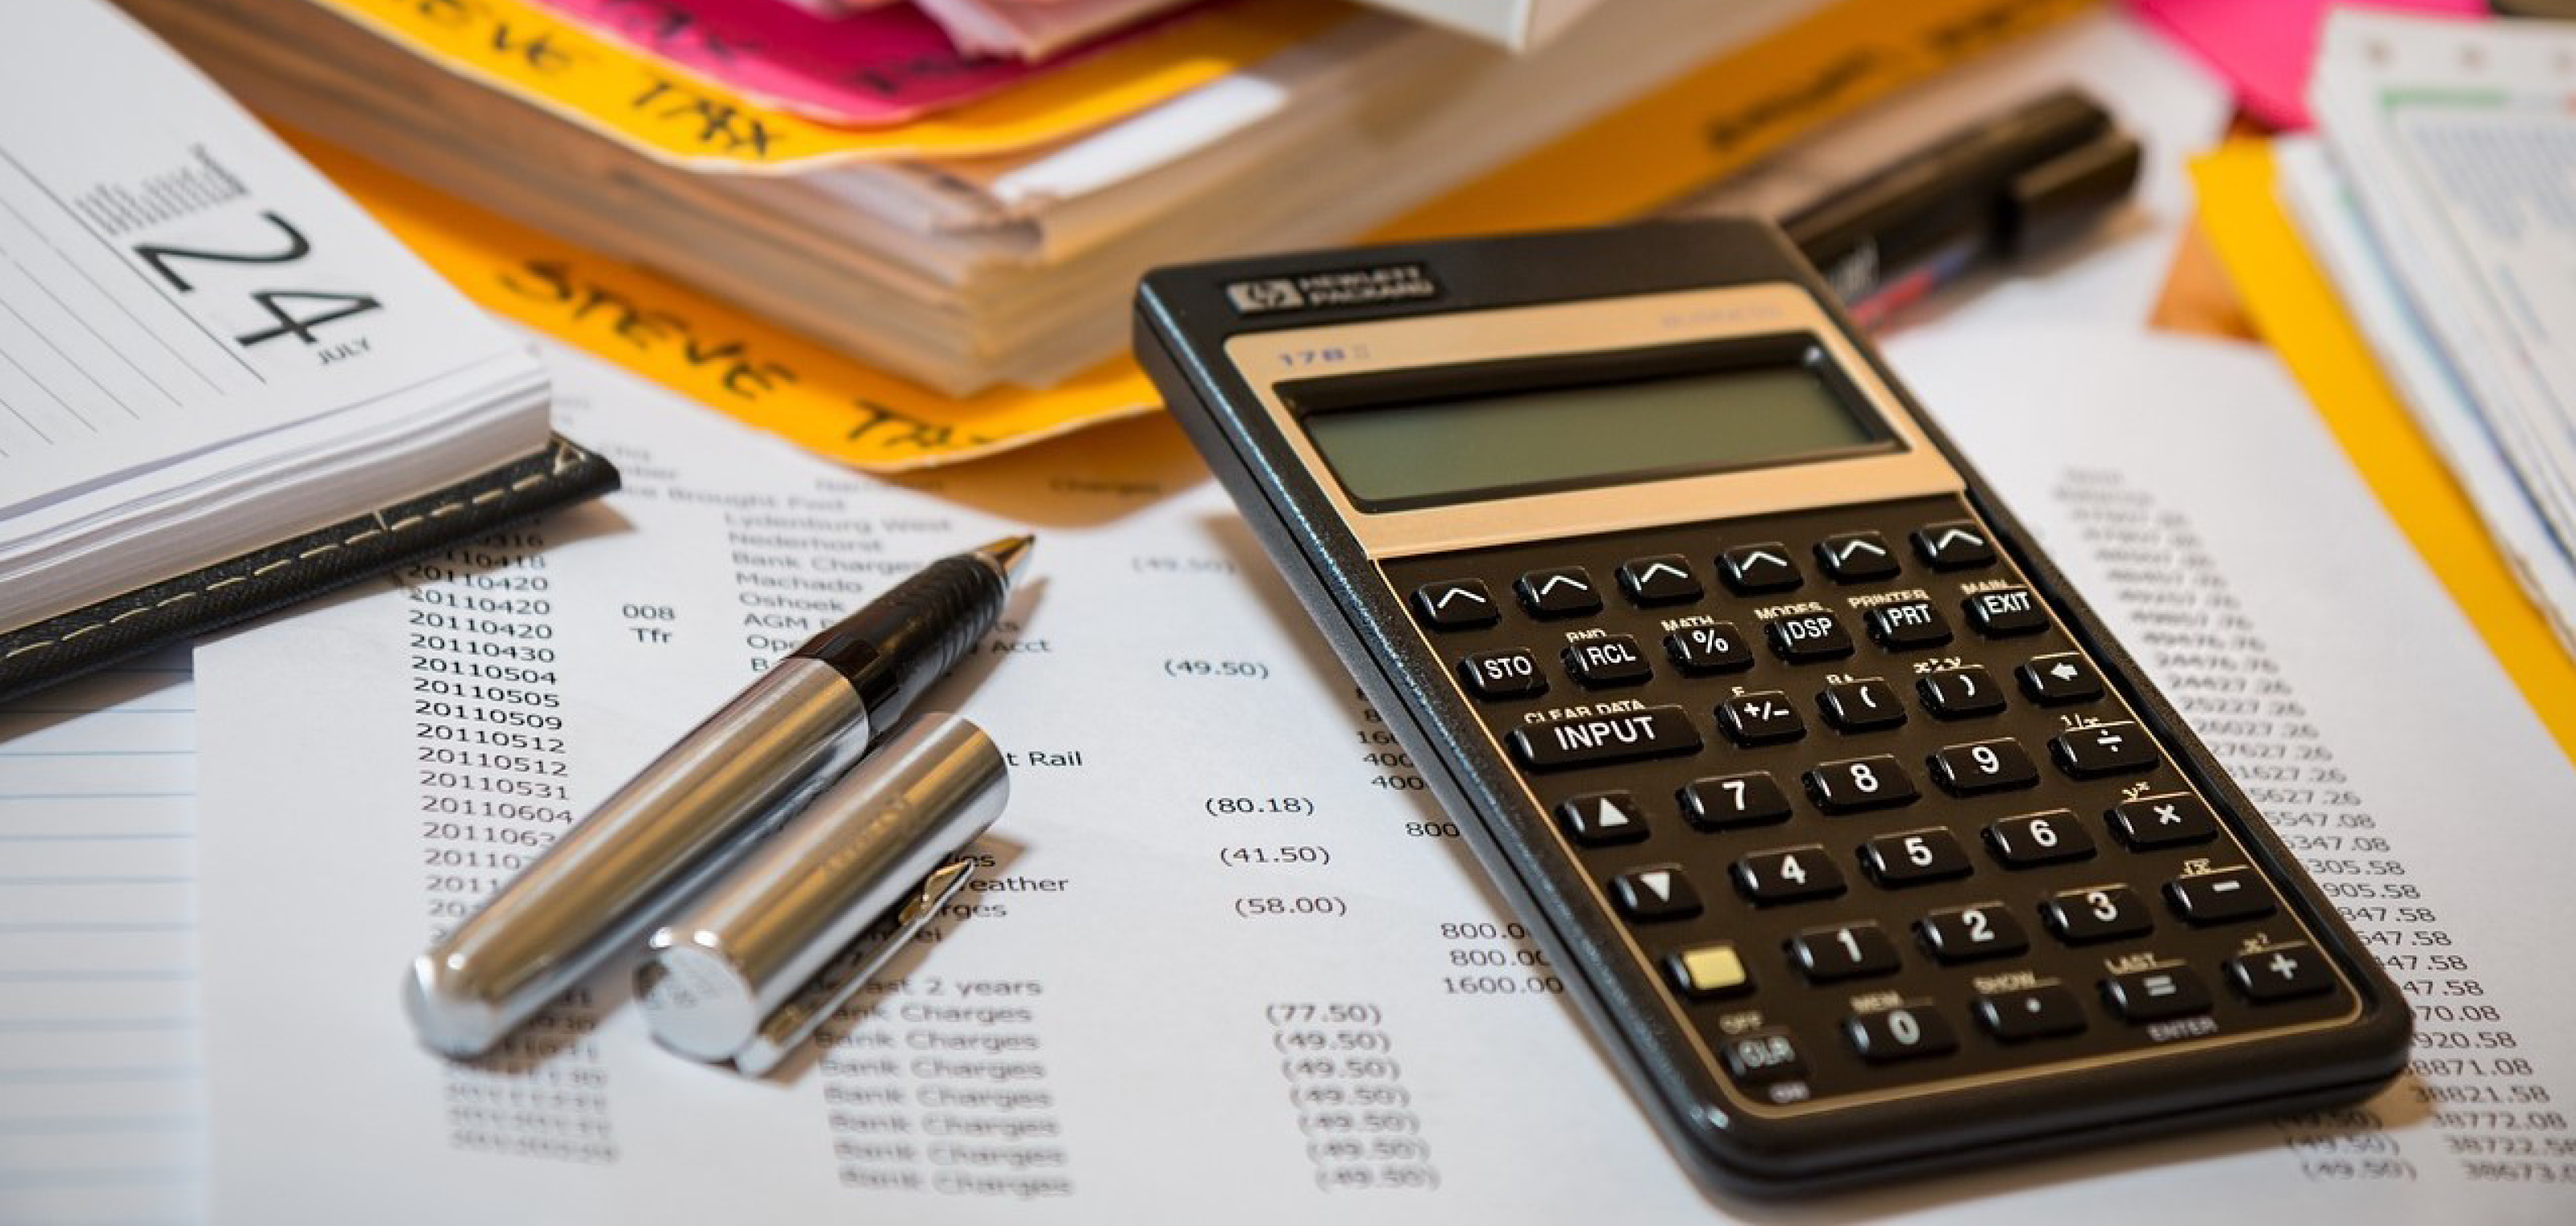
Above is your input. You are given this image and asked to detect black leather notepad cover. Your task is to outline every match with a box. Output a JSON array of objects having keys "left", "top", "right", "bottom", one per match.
[{"left": 0, "top": 434, "right": 619, "bottom": 704}]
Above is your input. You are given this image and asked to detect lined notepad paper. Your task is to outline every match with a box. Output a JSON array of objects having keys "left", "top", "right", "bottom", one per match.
[{"left": 0, "top": 654, "right": 202, "bottom": 1225}]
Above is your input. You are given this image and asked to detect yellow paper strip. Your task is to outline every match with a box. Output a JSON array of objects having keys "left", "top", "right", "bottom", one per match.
[
  {"left": 297, "top": 137, "right": 1163, "bottom": 470},
  {"left": 2188, "top": 139, "right": 2576, "bottom": 763},
  {"left": 306, "top": 0, "right": 1344, "bottom": 172}
]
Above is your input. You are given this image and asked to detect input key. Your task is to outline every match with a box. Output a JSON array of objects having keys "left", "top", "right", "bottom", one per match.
[{"left": 1507, "top": 705, "right": 1702, "bottom": 771}]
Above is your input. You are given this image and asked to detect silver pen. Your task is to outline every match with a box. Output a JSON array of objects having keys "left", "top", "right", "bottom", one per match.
[{"left": 405, "top": 534, "right": 1033, "bottom": 1058}]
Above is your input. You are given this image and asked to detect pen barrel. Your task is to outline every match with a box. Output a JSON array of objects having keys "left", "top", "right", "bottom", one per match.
[
  {"left": 638, "top": 714, "right": 1009, "bottom": 1064},
  {"left": 793, "top": 555, "right": 1007, "bottom": 731},
  {"left": 405, "top": 658, "right": 873, "bottom": 1058}
]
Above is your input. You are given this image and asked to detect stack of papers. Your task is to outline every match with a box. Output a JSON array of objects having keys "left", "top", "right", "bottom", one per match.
[
  {"left": 2301, "top": 10, "right": 2576, "bottom": 651},
  {"left": 118, "top": 0, "right": 1821, "bottom": 394},
  {"left": 0, "top": 3, "right": 550, "bottom": 635}
]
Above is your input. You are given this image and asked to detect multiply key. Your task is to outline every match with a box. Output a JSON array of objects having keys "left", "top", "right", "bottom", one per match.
[{"left": 2109, "top": 793, "right": 2217, "bottom": 848}]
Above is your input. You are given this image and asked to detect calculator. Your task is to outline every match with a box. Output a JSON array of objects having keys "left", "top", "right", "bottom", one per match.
[{"left": 1133, "top": 219, "right": 2410, "bottom": 1193}]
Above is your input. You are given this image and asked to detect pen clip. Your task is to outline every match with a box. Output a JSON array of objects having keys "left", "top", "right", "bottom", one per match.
[{"left": 729, "top": 853, "right": 980, "bottom": 1077}]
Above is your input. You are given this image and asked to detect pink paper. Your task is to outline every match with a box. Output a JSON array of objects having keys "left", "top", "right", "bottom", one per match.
[
  {"left": 526, "top": 0, "right": 1155, "bottom": 128},
  {"left": 2128, "top": 0, "right": 2487, "bottom": 130}
]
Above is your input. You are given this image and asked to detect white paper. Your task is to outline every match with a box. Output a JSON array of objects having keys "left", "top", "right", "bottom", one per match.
[
  {"left": 2311, "top": 12, "right": 2576, "bottom": 619},
  {"left": 0, "top": 654, "right": 203, "bottom": 1226},
  {"left": 2272, "top": 135, "right": 2576, "bottom": 657},
  {"left": 190, "top": 334, "right": 2576, "bottom": 1221}
]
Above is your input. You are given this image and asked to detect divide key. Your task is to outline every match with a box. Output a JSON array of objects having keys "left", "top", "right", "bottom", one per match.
[{"left": 1509, "top": 705, "right": 1703, "bottom": 771}]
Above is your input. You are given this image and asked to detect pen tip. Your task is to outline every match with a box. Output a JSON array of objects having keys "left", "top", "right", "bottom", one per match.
[{"left": 975, "top": 534, "right": 1036, "bottom": 584}]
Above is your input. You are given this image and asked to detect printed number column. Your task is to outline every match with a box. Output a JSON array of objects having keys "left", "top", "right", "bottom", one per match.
[{"left": 403, "top": 526, "right": 618, "bottom": 1166}]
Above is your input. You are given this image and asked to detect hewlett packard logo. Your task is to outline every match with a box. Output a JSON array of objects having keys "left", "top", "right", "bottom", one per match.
[
  {"left": 1225, "top": 278, "right": 1307, "bottom": 312},
  {"left": 1224, "top": 264, "right": 1440, "bottom": 315}
]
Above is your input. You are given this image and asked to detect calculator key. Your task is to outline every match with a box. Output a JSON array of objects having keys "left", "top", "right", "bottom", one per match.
[
  {"left": 1719, "top": 543, "right": 1803, "bottom": 593},
  {"left": 1610, "top": 865, "right": 1701, "bottom": 922},
  {"left": 1678, "top": 772, "right": 1791, "bottom": 829},
  {"left": 1667, "top": 943, "right": 1754, "bottom": 1000},
  {"left": 1718, "top": 692, "right": 1806, "bottom": 746},
  {"left": 1510, "top": 707, "right": 1702, "bottom": 771},
  {"left": 1562, "top": 635, "right": 1653, "bottom": 688},
  {"left": 1732, "top": 846, "right": 1845, "bottom": 904},
  {"left": 1912, "top": 521, "right": 1996, "bottom": 570},
  {"left": 2050, "top": 722, "right": 2158, "bottom": 778},
  {"left": 1964, "top": 586, "right": 2048, "bottom": 638},
  {"left": 1859, "top": 828, "right": 1971, "bottom": 885},
  {"left": 1554, "top": 792, "right": 1649, "bottom": 846},
  {"left": 1846, "top": 1004, "right": 1956, "bottom": 1062},
  {"left": 2042, "top": 886, "right": 2154, "bottom": 944},
  {"left": 1864, "top": 600, "right": 1953, "bottom": 650},
  {"left": 1928, "top": 738, "right": 2038, "bottom": 795},
  {"left": 1618, "top": 555, "right": 1703, "bottom": 606},
  {"left": 1819, "top": 678, "right": 1906, "bottom": 731},
  {"left": 2103, "top": 966, "right": 2212, "bottom": 1023},
  {"left": 1717, "top": 1029, "right": 1807, "bottom": 1089},
  {"left": 1976, "top": 984, "right": 2087, "bottom": 1041},
  {"left": 1456, "top": 649, "right": 1546, "bottom": 700},
  {"left": 1817, "top": 532, "right": 1901, "bottom": 583},
  {"left": 1984, "top": 810, "right": 2095, "bottom": 867},
  {"left": 2228, "top": 944, "right": 2337, "bottom": 1003},
  {"left": 1665, "top": 622, "right": 1754, "bottom": 674},
  {"left": 1412, "top": 579, "right": 1498, "bottom": 630},
  {"left": 1917, "top": 666, "right": 2007, "bottom": 719},
  {"left": 1764, "top": 612, "right": 1854, "bottom": 663},
  {"left": 2109, "top": 793, "right": 2218, "bottom": 849},
  {"left": 2165, "top": 867, "right": 2277, "bottom": 925},
  {"left": 1804, "top": 755, "right": 1917, "bottom": 812},
  {"left": 1917, "top": 903, "right": 2028, "bottom": 962},
  {"left": 1516, "top": 567, "right": 1601, "bottom": 617},
  {"left": 1787, "top": 923, "right": 1901, "bottom": 981},
  {"left": 2017, "top": 652, "right": 2104, "bottom": 704}
]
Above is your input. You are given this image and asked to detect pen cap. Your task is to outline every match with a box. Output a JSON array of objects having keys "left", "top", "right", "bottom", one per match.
[
  {"left": 2004, "top": 131, "right": 2141, "bottom": 258},
  {"left": 638, "top": 713, "right": 1008, "bottom": 1062}
]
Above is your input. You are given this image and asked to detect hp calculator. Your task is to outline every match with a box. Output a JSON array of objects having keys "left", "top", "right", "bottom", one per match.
[{"left": 1134, "top": 220, "right": 2409, "bottom": 1193}]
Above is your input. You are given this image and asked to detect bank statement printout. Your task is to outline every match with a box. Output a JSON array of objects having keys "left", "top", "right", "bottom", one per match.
[{"left": 189, "top": 330, "right": 2576, "bottom": 1222}]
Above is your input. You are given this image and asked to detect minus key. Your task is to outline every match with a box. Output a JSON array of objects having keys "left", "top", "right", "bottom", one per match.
[{"left": 2164, "top": 867, "right": 2276, "bottom": 925}]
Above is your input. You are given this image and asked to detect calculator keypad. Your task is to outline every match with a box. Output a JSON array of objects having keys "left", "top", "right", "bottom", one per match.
[{"left": 1384, "top": 493, "right": 2358, "bottom": 1112}]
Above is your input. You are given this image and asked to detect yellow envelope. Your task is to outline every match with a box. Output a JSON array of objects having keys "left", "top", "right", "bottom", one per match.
[
  {"left": 308, "top": 0, "right": 1346, "bottom": 171},
  {"left": 2189, "top": 139, "right": 2576, "bottom": 761}
]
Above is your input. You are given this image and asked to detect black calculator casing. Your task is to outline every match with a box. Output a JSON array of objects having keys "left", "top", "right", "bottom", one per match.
[{"left": 1133, "top": 220, "right": 2409, "bottom": 1195}]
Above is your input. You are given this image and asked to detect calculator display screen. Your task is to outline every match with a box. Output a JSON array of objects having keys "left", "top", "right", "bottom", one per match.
[{"left": 1295, "top": 355, "right": 1887, "bottom": 511}]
